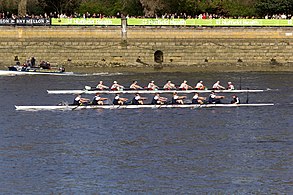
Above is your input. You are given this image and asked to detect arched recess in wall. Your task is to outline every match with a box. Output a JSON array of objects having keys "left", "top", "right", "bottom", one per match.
[{"left": 154, "top": 50, "right": 163, "bottom": 63}]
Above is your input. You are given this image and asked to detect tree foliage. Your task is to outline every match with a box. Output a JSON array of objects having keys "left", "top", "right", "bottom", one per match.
[{"left": 1, "top": 0, "right": 293, "bottom": 18}]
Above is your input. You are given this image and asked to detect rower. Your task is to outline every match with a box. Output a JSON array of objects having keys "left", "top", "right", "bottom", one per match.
[
  {"left": 130, "top": 80, "right": 143, "bottom": 90},
  {"left": 113, "top": 94, "right": 128, "bottom": 105},
  {"left": 92, "top": 93, "right": 108, "bottom": 105},
  {"left": 208, "top": 91, "right": 225, "bottom": 104},
  {"left": 73, "top": 94, "right": 90, "bottom": 106},
  {"left": 111, "top": 81, "right": 124, "bottom": 91},
  {"left": 151, "top": 93, "right": 168, "bottom": 105},
  {"left": 179, "top": 80, "right": 193, "bottom": 90},
  {"left": 132, "top": 93, "right": 147, "bottom": 105},
  {"left": 227, "top": 82, "right": 235, "bottom": 90},
  {"left": 192, "top": 92, "right": 206, "bottom": 104},
  {"left": 231, "top": 94, "right": 240, "bottom": 104},
  {"left": 212, "top": 81, "right": 225, "bottom": 90},
  {"left": 147, "top": 80, "right": 159, "bottom": 90},
  {"left": 195, "top": 80, "right": 205, "bottom": 90},
  {"left": 171, "top": 92, "right": 186, "bottom": 104},
  {"left": 96, "top": 80, "right": 109, "bottom": 90},
  {"left": 163, "top": 80, "right": 176, "bottom": 90}
]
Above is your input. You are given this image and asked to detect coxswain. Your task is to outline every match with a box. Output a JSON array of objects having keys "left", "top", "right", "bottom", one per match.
[
  {"left": 96, "top": 80, "right": 109, "bottom": 90},
  {"left": 163, "top": 80, "right": 176, "bottom": 90},
  {"left": 195, "top": 80, "right": 205, "bottom": 90},
  {"left": 179, "top": 80, "right": 193, "bottom": 90},
  {"left": 130, "top": 80, "right": 143, "bottom": 90},
  {"left": 192, "top": 92, "right": 206, "bottom": 104},
  {"left": 132, "top": 93, "right": 147, "bottom": 105},
  {"left": 231, "top": 94, "right": 240, "bottom": 104},
  {"left": 151, "top": 93, "right": 168, "bottom": 105},
  {"left": 212, "top": 81, "right": 225, "bottom": 90},
  {"left": 73, "top": 94, "right": 90, "bottom": 106},
  {"left": 208, "top": 91, "right": 225, "bottom": 104},
  {"left": 172, "top": 92, "right": 186, "bottom": 104},
  {"left": 227, "top": 82, "right": 235, "bottom": 90},
  {"left": 111, "top": 81, "right": 124, "bottom": 91},
  {"left": 147, "top": 80, "right": 159, "bottom": 90},
  {"left": 92, "top": 93, "right": 108, "bottom": 105},
  {"left": 113, "top": 94, "right": 128, "bottom": 105}
]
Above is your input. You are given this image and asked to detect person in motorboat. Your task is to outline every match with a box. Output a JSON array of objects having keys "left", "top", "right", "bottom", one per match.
[
  {"left": 113, "top": 94, "right": 128, "bottom": 105},
  {"left": 172, "top": 92, "right": 186, "bottom": 104},
  {"left": 73, "top": 94, "right": 90, "bottom": 106},
  {"left": 231, "top": 94, "right": 240, "bottom": 104},
  {"left": 195, "top": 80, "right": 206, "bottom": 90},
  {"left": 192, "top": 92, "right": 206, "bottom": 104},
  {"left": 151, "top": 93, "right": 168, "bottom": 105},
  {"left": 96, "top": 80, "right": 109, "bottom": 90},
  {"left": 132, "top": 93, "right": 147, "bottom": 105},
  {"left": 147, "top": 80, "right": 159, "bottom": 90},
  {"left": 212, "top": 81, "right": 225, "bottom": 90},
  {"left": 179, "top": 80, "right": 193, "bottom": 90},
  {"left": 111, "top": 81, "right": 124, "bottom": 91},
  {"left": 31, "top": 56, "right": 36, "bottom": 67},
  {"left": 208, "top": 91, "right": 225, "bottom": 104},
  {"left": 92, "top": 93, "right": 108, "bottom": 105},
  {"left": 227, "top": 82, "right": 235, "bottom": 90},
  {"left": 130, "top": 80, "right": 143, "bottom": 90},
  {"left": 40, "top": 61, "right": 51, "bottom": 69},
  {"left": 163, "top": 80, "right": 176, "bottom": 90}
]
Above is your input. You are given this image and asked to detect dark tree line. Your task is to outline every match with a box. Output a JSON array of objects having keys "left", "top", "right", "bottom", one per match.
[{"left": 1, "top": 0, "right": 293, "bottom": 18}]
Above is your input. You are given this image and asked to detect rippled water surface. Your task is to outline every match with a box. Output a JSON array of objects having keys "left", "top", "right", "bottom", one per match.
[{"left": 0, "top": 71, "right": 292, "bottom": 194}]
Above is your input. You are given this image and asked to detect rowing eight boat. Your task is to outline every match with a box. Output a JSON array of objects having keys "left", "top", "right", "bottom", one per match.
[
  {"left": 15, "top": 103, "right": 274, "bottom": 111},
  {"left": 47, "top": 89, "right": 268, "bottom": 95}
]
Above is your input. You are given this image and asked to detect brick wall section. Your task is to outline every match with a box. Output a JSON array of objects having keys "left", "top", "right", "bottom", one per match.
[{"left": 0, "top": 26, "right": 293, "bottom": 69}]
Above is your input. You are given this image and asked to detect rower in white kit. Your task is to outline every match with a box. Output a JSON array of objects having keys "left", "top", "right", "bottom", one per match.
[
  {"left": 111, "top": 81, "right": 124, "bottom": 91},
  {"left": 129, "top": 80, "right": 143, "bottom": 90},
  {"left": 227, "top": 81, "right": 235, "bottom": 90},
  {"left": 212, "top": 81, "right": 225, "bottom": 90},
  {"left": 179, "top": 80, "right": 193, "bottom": 90},
  {"left": 163, "top": 80, "right": 176, "bottom": 90},
  {"left": 147, "top": 80, "right": 159, "bottom": 90},
  {"left": 195, "top": 80, "right": 205, "bottom": 90},
  {"left": 96, "top": 80, "right": 109, "bottom": 90}
]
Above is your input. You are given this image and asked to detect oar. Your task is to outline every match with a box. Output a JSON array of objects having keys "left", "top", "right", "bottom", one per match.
[
  {"left": 72, "top": 104, "right": 80, "bottom": 110},
  {"left": 239, "top": 77, "right": 242, "bottom": 90},
  {"left": 246, "top": 88, "right": 249, "bottom": 104}
]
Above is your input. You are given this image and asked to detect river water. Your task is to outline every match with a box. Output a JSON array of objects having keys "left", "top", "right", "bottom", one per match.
[{"left": 0, "top": 71, "right": 292, "bottom": 194}]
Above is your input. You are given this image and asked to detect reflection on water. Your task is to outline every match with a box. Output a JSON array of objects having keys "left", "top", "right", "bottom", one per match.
[{"left": 0, "top": 71, "right": 292, "bottom": 194}]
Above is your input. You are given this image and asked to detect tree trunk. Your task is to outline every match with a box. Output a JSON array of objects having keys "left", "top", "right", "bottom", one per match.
[
  {"left": 139, "top": 0, "right": 163, "bottom": 17},
  {"left": 18, "top": 0, "right": 27, "bottom": 16}
]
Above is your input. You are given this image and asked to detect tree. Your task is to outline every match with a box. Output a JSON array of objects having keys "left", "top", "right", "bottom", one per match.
[
  {"left": 18, "top": 0, "right": 27, "bottom": 16},
  {"left": 138, "top": 0, "right": 165, "bottom": 17},
  {"left": 255, "top": 0, "right": 293, "bottom": 17},
  {"left": 38, "top": 0, "right": 82, "bottom": 14}
]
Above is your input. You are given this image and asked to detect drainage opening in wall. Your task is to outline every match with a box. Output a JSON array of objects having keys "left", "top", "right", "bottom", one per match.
[{"left": 154, "top": 50, "right": 163, "bottom": 63}]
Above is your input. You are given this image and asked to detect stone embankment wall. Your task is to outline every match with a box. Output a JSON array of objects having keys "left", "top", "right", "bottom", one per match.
[{"left": 0, "top": 26, "right": 293, "bottom": 70}]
